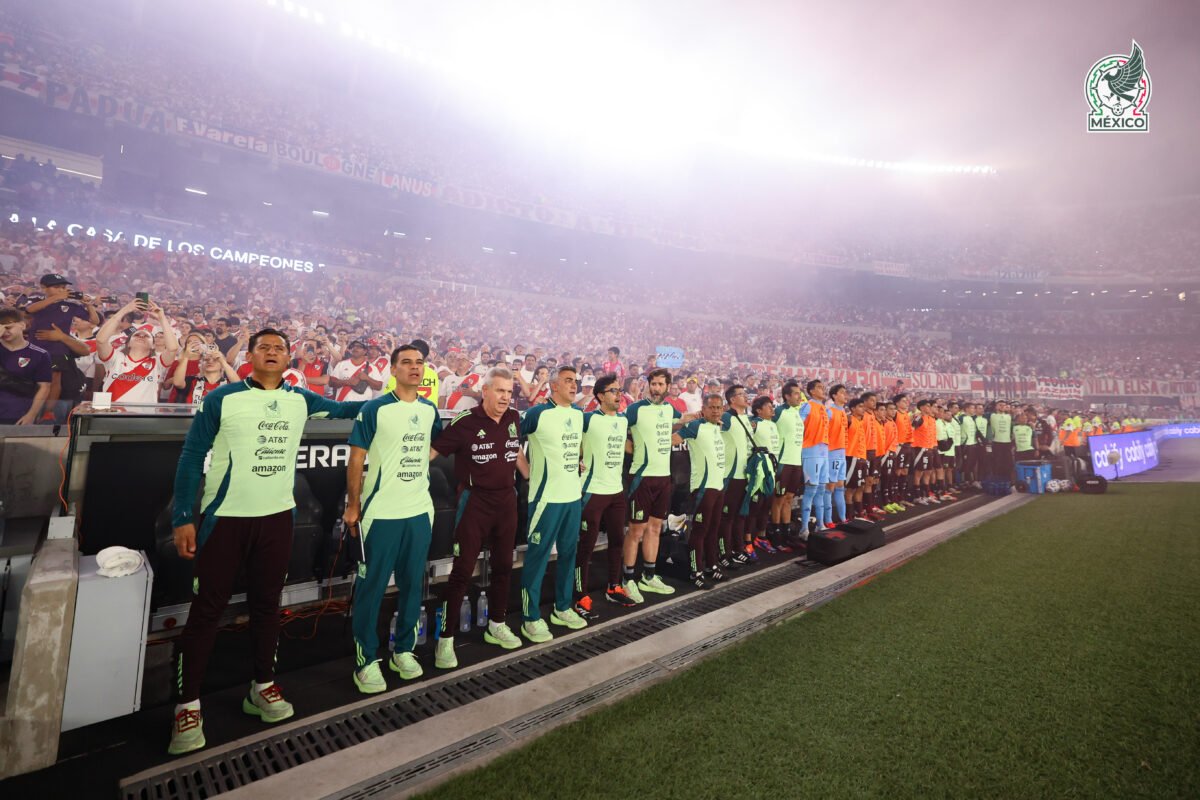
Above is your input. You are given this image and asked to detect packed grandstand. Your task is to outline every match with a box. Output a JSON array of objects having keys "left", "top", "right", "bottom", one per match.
[{"left": 2, "top": 2, "right": 1198, "bottom": 424}]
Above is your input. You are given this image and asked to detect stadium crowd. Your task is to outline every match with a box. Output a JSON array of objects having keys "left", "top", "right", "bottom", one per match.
[
  {"left": 0, "top": 216, "right": 1195, "bottom": 430},
  {"left": 6, "top": 4, "right": 1200, "bottom": 281}
]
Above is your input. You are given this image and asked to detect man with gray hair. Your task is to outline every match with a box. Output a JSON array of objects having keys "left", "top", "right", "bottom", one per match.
[{"left": 429, "top": 365, "right": 529, "bottom": 668}]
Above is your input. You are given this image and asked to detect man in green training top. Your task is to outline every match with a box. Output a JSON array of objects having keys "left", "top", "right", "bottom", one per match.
[
  {"left": 987, "top": 399, "right": 1015, "bottom": 481},
  {"left": 770, "top": 380, "right": 806, "bottom": 549},
  {"left": 519, "top": 365, "right": 587, "bottom": 642},
  {"left": 344, "top": 344, "right": 442, "bottom": 694},
  {"left": 574, "top": 374, "right": 636, "bottom": 619},
  {"left": 169, "top": 329, "right": 364, "bottom": 756},
  {"left": 623, "top": 368, "right": 685, "bottom": 601},
  {"left": 674, "top": 393, "right": 727, "bottom": 589}
]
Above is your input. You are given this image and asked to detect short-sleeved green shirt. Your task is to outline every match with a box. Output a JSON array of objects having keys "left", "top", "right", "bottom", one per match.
[
  {"left": 773, "top": 404, "right": 805, "bottom": 466},
  {"left": 521, "top": 401, "right": 584, "bottom": 503},
  {"left": 626, "top": 399, "right": 682, "bottom": 478},
  {"left": 349, "top": 393, "right": 442, "bottom": 522},
  {"left": 677, "top": 419, "right": 726, "bottom": 492},
  {"left": 581, "top": 411, "right": 628, "bottom": 496}
]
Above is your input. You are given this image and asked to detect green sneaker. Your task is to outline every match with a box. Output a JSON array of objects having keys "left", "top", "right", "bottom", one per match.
[
  {"left": 638, "top": 574, "right": 676, "bottom": 595},
  {"left": 167, "top": 707, "right": 205, "bottom": 755},
  {"left": 550, "top": 607, "right": 587, "bottom": 630},
  {"left": 242, "top": 682, "right": 294, "bottom": 723},
  {"left": 483, "top": 621, "right": 523, "bottom": 650},
  {"left": 353, "top": 661, "right": 387, "bottom": 694},
  {"left": 521, "top": 618, "right": 554, "bottom": 643},
  {"left": 434, "top": 636, "right": 458, "bottom": 669},
  {"left": 622, "top": 579, "right": 645, "bottom": 604},
  {"left": 390, "top": 651, "right": 423, "bottom": 680}
]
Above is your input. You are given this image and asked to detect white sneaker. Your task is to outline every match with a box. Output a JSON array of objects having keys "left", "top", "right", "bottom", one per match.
[
  {"left": 622, "top": 579, "right": 645, "bottom": 604},
  {"left": 484, "top": 621, "right": 522, "bottom": 650},
  {"left": 521, "top": 618, "right": 554, "bottom": 643},
  {"left": 242, "top": 682, "right": 294, "bottom": 723},
  {"left": 550, "top": 607, "right": 587, "bottom": 630},
  {"left": 638, "top": 574, "right": 676, "bottom": 595},
  {"left": 354, "top": 661, "right": 387, "bottom": 694},
  {"left": 434, "top": 636, "right": 458, "bottom": 669},
  {"left": 389, "top": 651, "right": 423, "bottom": 680}
]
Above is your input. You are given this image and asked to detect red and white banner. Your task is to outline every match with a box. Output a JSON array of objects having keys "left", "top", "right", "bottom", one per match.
[
  {"left": 1083, "top": 377, "right": 1200, "bottom": 398},
  {"left": 734, "top": 363, "right": 974, "bottom": 393},
  {"left": 1035, "top": 378, "right": 1084, "bottom": 401}
]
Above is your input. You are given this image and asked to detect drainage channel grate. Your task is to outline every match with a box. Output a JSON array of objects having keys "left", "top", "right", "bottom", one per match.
[{"left": 120, "top": 496, "right": 991, "bottom": 800}]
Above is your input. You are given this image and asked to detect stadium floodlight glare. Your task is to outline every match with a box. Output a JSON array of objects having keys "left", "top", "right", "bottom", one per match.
[
  {"left": 57, "top": 167, "right": 102, "bottom": 180},
  {"left": 509, "top": 251, "right": 518, "bottom": 255},
  {"left": 312, "top": 209, "right": 329, "bottom": 217},
  {"left": 481, "top": 246, "right": 494, "bottom": 252},
  {"left": 262, "top": 201, "right": 272, "bottom": 206},
  {"left": 184, "top": 187, "right": 207, "bottom": 195}
]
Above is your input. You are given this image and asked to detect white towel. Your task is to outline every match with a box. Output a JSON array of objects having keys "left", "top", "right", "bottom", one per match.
[{"left": 96, "top": 546, "right": 144, "bottom": 578}]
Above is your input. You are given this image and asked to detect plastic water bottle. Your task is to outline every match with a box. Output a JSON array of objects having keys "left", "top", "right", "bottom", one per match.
[
  {"left": 388, "top": 612, "right": 398, "bottom": 652},
  {"left": 434, "top": 605, "right": 444, "bottom": 641},
  {"left": 459, "top": 596, "right": 472, "bottom": 632},
  {"left": 476, "top": 593, "right": 489, "bottom": 627},
  {"left": 416, "top": 605, "right": 427, "bottom": 645}
]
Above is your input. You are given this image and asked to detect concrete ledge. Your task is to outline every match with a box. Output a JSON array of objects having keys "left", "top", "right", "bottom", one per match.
[
  {"left": 0, "top": 538, "right": 79, "bottom": 779},
  {"left": 216, "top": 494, "right": 1032, "bottom": 800}
]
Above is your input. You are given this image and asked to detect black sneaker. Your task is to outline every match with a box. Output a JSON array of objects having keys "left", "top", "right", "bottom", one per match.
[
  {"left": 690, "top": 572, "right": 711, "bottom": 590},
  {"left": 604, "top": 585, "right": 638, "bottom": 607},
  {"left": 721, "top": 556, "right": 743, "bottom": 570},
  {"left": 732, "top": 551, "right": 752, "bottom": 566},
  {"left": 706, "top": 567, "right": 725, "bottom": 582},
  {"left": 573, "top": 598, "right": 597, "bottom": 620}
]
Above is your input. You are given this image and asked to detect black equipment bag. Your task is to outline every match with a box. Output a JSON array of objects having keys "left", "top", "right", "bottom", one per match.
[{"left": 806, "top": 519, "right": 885, "bottom": 566}]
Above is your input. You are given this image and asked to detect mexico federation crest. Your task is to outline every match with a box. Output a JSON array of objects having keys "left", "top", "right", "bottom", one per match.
[
  {"left": 1086, "top": 40, "right": 1151, "bottom": 132},
  {"left": 409, "top": 413, "right": 419, "bottom": 428},
  {"left": 508, "top": 422, "right": 518, "bottom": 437},
  {"left": 265, "top": 399, "right": 281, "bottom": 418}
]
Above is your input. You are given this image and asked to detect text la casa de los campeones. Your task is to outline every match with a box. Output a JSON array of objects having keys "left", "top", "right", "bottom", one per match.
[{"left": 8, "top": 212, "right": 324, "bottom": 273}]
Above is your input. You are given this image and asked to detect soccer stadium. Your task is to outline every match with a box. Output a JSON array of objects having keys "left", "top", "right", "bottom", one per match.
[{"left": 0, "top": 0, "right": 1197, "bottom": 797}]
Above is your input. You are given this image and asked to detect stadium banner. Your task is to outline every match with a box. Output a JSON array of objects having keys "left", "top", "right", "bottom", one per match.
[
  {"left": 1083, "top": 377, "right": 1199, "bottom": 398},
  {"left": 0, "top": 63, "right": 170, "bottom": 133},
  {"left": 4, "top": 211, "right": 324, "bottom": 273},
  {"left": 733, "top": 363, "right": 974, "bottom": 393},
  {"left": 174, "top": 116, "right": 270, "bottom": 154},
  {"left": 871, "top": 260, "right": 911, "bottom": 278},
  {"left": 1034, "top": 378, "right": 1083, "bottom": 401}
]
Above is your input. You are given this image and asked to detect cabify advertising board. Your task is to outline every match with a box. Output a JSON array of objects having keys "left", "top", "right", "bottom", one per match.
[{"left": 1087, "top": 423, "right": 1200, "bottom": 479}]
